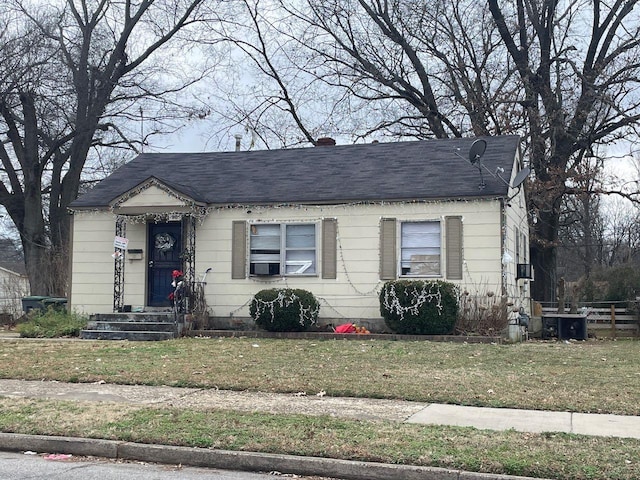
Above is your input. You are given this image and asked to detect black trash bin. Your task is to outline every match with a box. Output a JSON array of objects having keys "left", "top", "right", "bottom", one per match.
[
  {"left": 21, "top": 296, "right": 50, "bottom": 313},
  {"left": 41, "top": 297, "right": 68, "bottom": 311},
  {"left": 541, "top": 313, "right": 588, "bottom": 340},
  {"left": 557, "top": 315, "right": 588, "bottom": 340}
]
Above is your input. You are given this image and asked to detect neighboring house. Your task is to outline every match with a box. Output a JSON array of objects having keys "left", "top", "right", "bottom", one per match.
[
  {"left": 68, "top": 136, "right": 531, "bottom": 330},
  {"left": 0, "top": 262, "right": 30, "bottom": 318}
]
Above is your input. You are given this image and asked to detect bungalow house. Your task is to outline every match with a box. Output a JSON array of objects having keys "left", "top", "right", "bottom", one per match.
[{"left": 69, "top": 135, "right": 531, "bottom": 333}]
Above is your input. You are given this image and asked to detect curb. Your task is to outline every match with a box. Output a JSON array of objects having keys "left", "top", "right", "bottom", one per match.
[{"left": 0, "top": 433, "right": 550, "bottom": 480}]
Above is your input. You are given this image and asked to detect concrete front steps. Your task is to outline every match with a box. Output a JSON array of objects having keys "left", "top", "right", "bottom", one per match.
[{"left": 80, "top": 312, "right": 181, "bottom": 341}]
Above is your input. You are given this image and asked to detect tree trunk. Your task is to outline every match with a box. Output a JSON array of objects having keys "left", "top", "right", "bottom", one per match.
[
  {"left": 531, "top": 245, "right": 557, "bottom": 303},
  {"left": 530, "top": 206, "right": 559, "bottom": 303},
  {"left": 21, "top": 209, "right": 52, "bottom": 296}
]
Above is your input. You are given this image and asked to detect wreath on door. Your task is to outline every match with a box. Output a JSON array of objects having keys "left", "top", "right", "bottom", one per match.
[{"left": 155, "top": 233, "right": 175, "bottom": 253}]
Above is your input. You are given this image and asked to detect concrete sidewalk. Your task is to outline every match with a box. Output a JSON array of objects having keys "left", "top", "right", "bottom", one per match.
[
  {"left": 0, "top": 379, "right": 638, "bottom": 439},
  {"left": 407, "top": 403, "right": 640, "bottom": 439}
]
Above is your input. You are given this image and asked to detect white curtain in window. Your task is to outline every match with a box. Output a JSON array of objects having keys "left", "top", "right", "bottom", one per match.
[{"left": 401, "top": 222, "right": 441, "bottom": 275}]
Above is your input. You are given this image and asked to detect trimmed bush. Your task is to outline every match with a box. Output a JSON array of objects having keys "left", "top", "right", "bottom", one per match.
[
  {"left": 250, "top": 288, "right": 320, "bottom": 332},
  {"left": 379, "top": 280, "right": 459, "bottom": 335},
  {"left": 17, "top": 308, "right": 88, "bottom": 338}
]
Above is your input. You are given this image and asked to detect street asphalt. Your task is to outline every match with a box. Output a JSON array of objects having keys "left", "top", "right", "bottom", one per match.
[{"left": 0, "top": 379, "right": 639, "bottom": 480}]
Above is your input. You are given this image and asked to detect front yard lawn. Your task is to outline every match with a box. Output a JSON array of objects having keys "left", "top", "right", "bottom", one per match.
[{"left": 0, "top": 337, "right": 638, "bottom": 480}]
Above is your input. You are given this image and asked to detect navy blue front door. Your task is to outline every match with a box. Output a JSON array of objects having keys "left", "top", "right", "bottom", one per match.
[{"left": 147, "top": 222, "right": 182, "bottom": 307}]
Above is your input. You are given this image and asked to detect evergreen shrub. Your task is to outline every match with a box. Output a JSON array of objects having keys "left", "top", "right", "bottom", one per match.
[
  {"left": 250, "top": 288, "right": 320, "bottom": 332},
  {"left": 17, "top": 308, "right": 88, "bottom": 338},
  {"left": 379, "top": 280, "right": 458, "bottom": 335}
]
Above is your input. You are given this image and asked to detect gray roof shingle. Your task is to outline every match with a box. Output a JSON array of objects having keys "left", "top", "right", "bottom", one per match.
[{"left": 71, "top": 136, "right": 521, "bottom": 208}]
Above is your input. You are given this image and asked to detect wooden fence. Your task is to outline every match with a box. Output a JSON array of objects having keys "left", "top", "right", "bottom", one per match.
[{"left": 540, "top": 304, "right": 639, "bottom": 338}]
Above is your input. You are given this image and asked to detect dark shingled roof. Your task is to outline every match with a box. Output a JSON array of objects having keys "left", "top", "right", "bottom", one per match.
[{"left": 71, "top": 136, "right": 521, "bottom": 208}]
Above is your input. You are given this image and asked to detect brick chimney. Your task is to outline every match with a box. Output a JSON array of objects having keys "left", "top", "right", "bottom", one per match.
[{"left": 316, "top": 137, "right": 336, "bottom": 146}]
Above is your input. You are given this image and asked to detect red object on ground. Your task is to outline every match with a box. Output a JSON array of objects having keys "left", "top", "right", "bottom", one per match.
[{"left": 334, "top": 323, "right": 356, "bottom": 333}]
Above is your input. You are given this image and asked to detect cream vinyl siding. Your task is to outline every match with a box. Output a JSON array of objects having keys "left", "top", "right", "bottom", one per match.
[
  {"left": 198, "top": 201, "right": 502, "bottom": 320},
  {"left": 117, "top": 185, "right": 189, "bottom": 208},
  {"left": 71, "top": 200, "right": 507, "bottom": 319},
  {"left": 70, "top": 213, "right": 119, "bottom": 313},
  {"left": 120, "top": 222, "right": 147, "bottom": 307}
]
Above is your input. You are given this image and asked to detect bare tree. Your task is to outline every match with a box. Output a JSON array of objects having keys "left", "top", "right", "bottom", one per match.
[
  {"left": 209, "top": 0, "right": 640, "bottom": 300},
  {"left": 198, "top": 0, "right": 521, "bottom": 147},
  {"left": 601, "top": 197, "right": 640, "bottom": 267},
  {"left": 285, "top": 0, "right": 521, "bottom": 140},
  {"left": 194, "top": 0, "right": 342, "bottom": 149},
  {"left": 557, "top": 155, "right": 606, "bottom": 280},
  {"left": 0, "top": 0, "right": 209, "bottom": 295},
  {"left": 487, "top": 0, "right": 640, "bottom": 300}
]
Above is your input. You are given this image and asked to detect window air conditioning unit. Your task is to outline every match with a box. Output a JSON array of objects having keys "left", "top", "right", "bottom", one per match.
[
  {"left": 516, "top": 263, "right": 532, "bottom": 280},
  {"left": 253, "top": 263, "right": 271, "bottom": 275},
  {"left": 252, "top": 263, "right": 280, "bottom": 276}
]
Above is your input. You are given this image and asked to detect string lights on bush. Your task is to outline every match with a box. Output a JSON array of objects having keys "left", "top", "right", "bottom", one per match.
[
  {"left": 380, "top": 281, "right": 445, "bottom": 321},
  {"left": 250, "top": 289, "right": 320, "bottom": 329}
]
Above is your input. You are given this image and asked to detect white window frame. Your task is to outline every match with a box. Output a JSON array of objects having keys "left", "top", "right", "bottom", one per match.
[
  {"left": 399, "top": 220, "right": 442, "bottom": 277},
  {"left": 249, "top": 222, "right": 317, "bottom": 276}
]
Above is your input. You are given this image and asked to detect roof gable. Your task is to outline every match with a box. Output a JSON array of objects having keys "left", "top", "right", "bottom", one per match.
[
  {"left": 111, "top": 177, "right": 205, "bottom": 210},
  {"left": 71, "top": 136, "right": 521, "bottom": 209},
  {"left": 0, "top": 265, "right": 27, "bottom": 278}
]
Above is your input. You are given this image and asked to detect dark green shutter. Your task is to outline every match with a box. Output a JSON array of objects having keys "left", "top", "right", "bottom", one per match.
[
  {"left": 380, "top": 218, "right": 397, "bottom": 280},
  {"left": 231, "top": 221, "right": 247, "bottom": 279},
  {"left": 446, "top": 216, "right": 463, "bottom": 280},
  {"left": 322, "top": 218, "right": 337, "bottom": 279}
]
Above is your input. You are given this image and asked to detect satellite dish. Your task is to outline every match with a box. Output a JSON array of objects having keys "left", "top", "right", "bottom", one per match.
[
  {"left": 468, "top": 139, "right": 487, "bottom": 165},
  {"left": 511, "top": 166, "right": 531, "bottom": 188}
]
